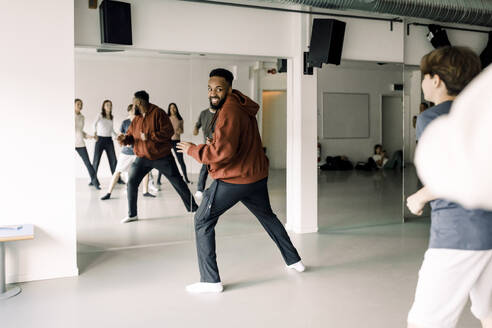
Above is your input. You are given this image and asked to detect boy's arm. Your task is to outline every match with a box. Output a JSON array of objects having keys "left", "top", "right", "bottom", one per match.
[{"left": 407, "top": 186, "right": 437, "bottom": 215}]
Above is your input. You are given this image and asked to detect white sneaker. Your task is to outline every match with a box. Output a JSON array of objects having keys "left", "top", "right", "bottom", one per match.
[
  {"left": 194, "top": 191, "right": 203, "bottom": 201},
  {"left": 149, "top": 183, "right": 159, "bottom": 193},
  {"left": 186, "top": 282, "right": 223, "bottom": 294},
  {"left": 287, "top": 261, "right": 305, "bottom": 272},
  {"left": 121, "top": 215, "right": 138, "bottom": 224}
]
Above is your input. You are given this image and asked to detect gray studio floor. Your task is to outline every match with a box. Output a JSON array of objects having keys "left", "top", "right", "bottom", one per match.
[{"left": 0, "top": 169, "right": 480, "bottom": 328}]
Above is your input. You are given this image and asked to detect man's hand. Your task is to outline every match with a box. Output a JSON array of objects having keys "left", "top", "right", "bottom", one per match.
[
  {"left": 193, "top": 127, "right": 199, "bottom": 136},
  {"left": 177, "top": 141, "right": 196, "bottom": 154},
  {"left": 117, "top": 134, "right": 126, "bottom": 146},
  {"left": 140, "top": 132, "right": 147, "bottom": 141},
  {"left": 407, "top": 192, "right": 426, "bottom": 216}
]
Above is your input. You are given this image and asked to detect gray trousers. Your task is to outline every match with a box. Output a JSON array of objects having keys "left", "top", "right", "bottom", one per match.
[{"left": 194, "top": 177, "right": 301, "bottom": 283}]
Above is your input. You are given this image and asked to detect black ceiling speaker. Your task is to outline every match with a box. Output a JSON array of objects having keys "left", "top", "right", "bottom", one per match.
[
  {"left": 277, "top": 58, "right": 287, "bottom": 73},
  {"left": 308, "top": 19, "right": 346, "bottom": 68},
  {"left": 100, "top": 0, "right": 132, "bottom": 45},
  {"left": 480, "top": 31, "right": 492, "bottom": 70},
  {"left": 427, "top": 24, "right": 451, "bottom": 49}
]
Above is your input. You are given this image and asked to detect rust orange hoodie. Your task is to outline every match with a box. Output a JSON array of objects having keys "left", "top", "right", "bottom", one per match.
[{"left": 188, "top": 90, "right": 269, "bottom": 184}]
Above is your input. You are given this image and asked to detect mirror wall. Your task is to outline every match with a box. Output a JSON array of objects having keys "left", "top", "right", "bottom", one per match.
[
  {"left": 402, "top": 22, "right": 434, "bottom": 222},
  {"left": 317, "top": 59, "right": 405, "bottom": 232},
  {"left": 74, "top": 49, "right": 288, "bottom": 252}
]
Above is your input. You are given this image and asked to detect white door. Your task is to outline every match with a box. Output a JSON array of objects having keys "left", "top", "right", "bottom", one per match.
[
  {"left": 382, "top": 95, "right": 403, "bottom": 155},
  {"left": 262, "top": 90, "right": 287, "bottom": 169}
]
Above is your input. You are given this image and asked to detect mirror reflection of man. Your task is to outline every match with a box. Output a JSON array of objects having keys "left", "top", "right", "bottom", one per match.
[
  {"left": 178, "top": 69, "right": 304, "bottom": 293},
  {"left": 193, "top": 106, "right": 217, "bottom": 200},
  {"left": 118, "top": 90, "right": 197, "bottom": 223}
]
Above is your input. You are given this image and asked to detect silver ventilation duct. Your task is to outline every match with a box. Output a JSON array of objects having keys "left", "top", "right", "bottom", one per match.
[{"left": 266, "top": 0, "right": 492, "bottom": 27}]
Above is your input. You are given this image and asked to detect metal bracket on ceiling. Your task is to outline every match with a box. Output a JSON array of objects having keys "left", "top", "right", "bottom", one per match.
[
  {"left": 407, "top": 22, "right": 490, "bottom": 36},
  {"left": 390, "top": 18, "right": 400, "bottom": 32}
]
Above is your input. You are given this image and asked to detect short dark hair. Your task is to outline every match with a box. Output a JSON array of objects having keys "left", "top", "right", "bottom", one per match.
[
  {"left": 374, "top": 144, "right": 382, "bottom": 154},
  {"left": 209, "top": 68, "right": 234, "bottom": 85},
  {"left": 75, "top": 98, "right": 82, "bottom": 104},
  {"left": 134, "top": 90, "right": 149, "bottom": 103},
  {"left": 420, "top": 46, "right": 481, "bottom": 96},
  {"left": 128, "top": 104, "right": 140, "bottom": 116}
]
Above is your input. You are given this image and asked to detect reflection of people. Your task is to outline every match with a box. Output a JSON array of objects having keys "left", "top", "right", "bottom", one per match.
[
  {"left": 368, "top": 144, "right": 402, "bottom": 169},
  {"left": 406, "top": 46, "right": 492, "bottom": 328},
  {"left": 93, "top": 100, "right": 118, "bottom": 176},
  {"left": 101, "top": 105, "right": 155, "bottom": 200},
  {"left": 74, "top": 99, "right": 100, "bottom": 189},
  {"left": 178, "top": 69, "right": 304, "bottom": 294},
  {"left": 193, "top": 106, "right": 217, "bottom": 200},
  {"left": 118, "top": 91, "right": 197, "bottom": 224},
  {"left": 157, "top": 103, "right": 191, "bottom": 185}
]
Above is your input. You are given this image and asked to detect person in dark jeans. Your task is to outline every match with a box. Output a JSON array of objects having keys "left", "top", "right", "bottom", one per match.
[
  {"left": 193, "top": 107, "right": 217, "bottom": 199},
  {"left": 93, "top": 99, "right": 118, "bottom": 177},
  {"left": 118, "top": 90, "right": 197, "bottom": 224},
  {"left": 178, "top": 68, "right": 304, "bottom": 293},
  {"left": 157, "top": 103, "right": 190, "bottom": 184},
  {"left": 74, "top": 98, "right": 100, "bottom": 189}
]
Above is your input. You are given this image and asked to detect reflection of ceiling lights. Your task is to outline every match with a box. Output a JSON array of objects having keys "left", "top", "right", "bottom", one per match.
[
  {"left": 96, "top": 48, "right": 124, "bottom": 52},
  {"left": 157, "top": 51, "right": 191, "bottom": 56}
]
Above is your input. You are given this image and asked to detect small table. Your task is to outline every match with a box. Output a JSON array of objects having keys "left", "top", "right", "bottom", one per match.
[{"left": 0, "top": 224, "right": 34, "bottom": 300}]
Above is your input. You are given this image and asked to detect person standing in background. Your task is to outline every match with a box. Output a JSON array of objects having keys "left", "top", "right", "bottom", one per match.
[
  {"left": 193, "top": 106, "right": 216, "bottom": 200},
  {"left": 118, "top": 91, "right": 197, "bottom": 224},
  {"left": 157, "top": 103, "right": 191, "bottom": 185},
  {"left": 74, "top": 98, "right": 100, "bottom": 189},
  {"left": 101, "top": 104, "right": 156, "bottom": 200},
  {"left": 93, "top": 99, "right": 118, "bottom": 179}
]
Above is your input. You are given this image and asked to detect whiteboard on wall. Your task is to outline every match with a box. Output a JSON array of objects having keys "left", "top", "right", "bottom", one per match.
[{"left": 323, "top": 92, "right": 370, "bottom": 139}]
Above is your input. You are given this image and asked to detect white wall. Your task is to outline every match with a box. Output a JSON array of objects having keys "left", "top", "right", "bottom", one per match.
[
  {"left": 75, "top": 0, "right": 296, "bottom": 57},
  {"left": 0, "top": 1, "right": 78, "bottom": 283},
  {"left": 317, "top": 65, "right": 403, "bottom": 163},
  {"left": 262, "top": 91, "right": 287, "bottom": 169},
  {"left": 403, "top": 68, "right": 422, "bottom": 163},
  {"left": 75, "top": 53, "right": 257, "bottom": 177}
]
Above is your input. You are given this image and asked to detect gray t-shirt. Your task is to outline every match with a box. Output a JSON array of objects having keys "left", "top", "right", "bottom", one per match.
[
  {"left": 120, "top": 119, "right": 134, "bottom": 156},
  {"left": 417, "top": 101, "right": 492, "bottom": 250},
  {"left": 195, "top": 108, "right": 216, "bottom": 142}
]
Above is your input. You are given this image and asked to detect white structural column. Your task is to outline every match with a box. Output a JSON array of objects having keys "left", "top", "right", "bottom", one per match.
[{"left": 286, "top": 11, "right": 318, "bottom": 233}]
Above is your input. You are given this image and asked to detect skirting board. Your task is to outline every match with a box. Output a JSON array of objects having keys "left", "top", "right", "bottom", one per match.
[
  {"left": 285, "top": 223, "right": 318, "bottom": 234},
  {"left": 7, "top": 267, "right": 79, "bottom": 284}
]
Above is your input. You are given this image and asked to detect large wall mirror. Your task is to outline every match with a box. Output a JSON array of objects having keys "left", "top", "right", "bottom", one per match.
[
  {"left": 317, "top": 59, "right": 405, "bottom": 232},
  {"left": 74, "top": 49, "right": 289, "bottom": 261}
]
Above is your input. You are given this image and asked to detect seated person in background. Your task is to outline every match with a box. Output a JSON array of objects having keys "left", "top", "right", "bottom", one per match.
[{"left": 368, "top": 144, "right": 402, "bottom": 169}]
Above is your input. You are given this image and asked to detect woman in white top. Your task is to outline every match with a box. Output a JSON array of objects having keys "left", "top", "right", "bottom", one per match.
[
  {"left": 93, "top": 99, "right": 118, "bottom": 176},
  {"left": 74, "top": 99, "right": 100, "bottom": 189}
]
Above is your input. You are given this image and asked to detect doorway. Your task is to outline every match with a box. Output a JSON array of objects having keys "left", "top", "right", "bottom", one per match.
[{"left": 262, "top": 90, "right": 287, "bottom": 169}]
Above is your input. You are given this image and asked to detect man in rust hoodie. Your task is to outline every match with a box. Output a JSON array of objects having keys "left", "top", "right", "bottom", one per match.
[
  {"left": 118, "top": 90, "right": 197, "bottom": 223},
  {"left": 178, "top": 69, "right": 304, "bottom": 293}
]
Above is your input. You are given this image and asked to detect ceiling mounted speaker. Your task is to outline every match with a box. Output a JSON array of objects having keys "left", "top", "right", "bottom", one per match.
[
  {"left": 427, "top": 24, "right": 451, "bottom": 49},
  {"left": 308, "top": 19, "right": 346, "bottom": 68},
  {"left": 99, "top": 0, "right": 132, "bottom": 45}
]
